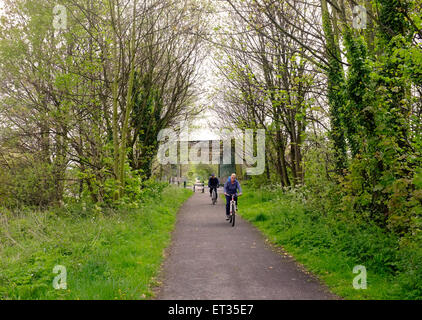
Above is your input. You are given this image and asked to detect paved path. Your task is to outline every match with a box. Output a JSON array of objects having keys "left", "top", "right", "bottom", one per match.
[{"left": 157, "top": 192, "right": 337, "bottom": 300}]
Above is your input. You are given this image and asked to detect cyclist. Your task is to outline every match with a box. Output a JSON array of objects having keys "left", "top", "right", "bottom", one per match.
[
  {"left": 224, "top": 173, "right": 242, "bottom": 220},
  {"left": 208, "top": 174, "right": 220, "bottom": 198}
]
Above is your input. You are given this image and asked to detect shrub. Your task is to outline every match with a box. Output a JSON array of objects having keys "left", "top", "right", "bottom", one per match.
[{"left": 0, "top": 161, "right": 60, "bottom": 208}]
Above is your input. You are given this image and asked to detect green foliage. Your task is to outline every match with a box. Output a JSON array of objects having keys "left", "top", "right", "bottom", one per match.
[
  {"left": 343, "top": 31, "right": 374, "bottom": 156},
  {"left": 321, "top": 0, "right": 347, "bottom": 174},
  {"left": 0, "top": 186, "right": 192, "bottom": 300},
  {"left": 246, "top": 174, "right": 273, "bottom": 189},
  {"left": 129, "top": 72, "right": 164, "bottom": 178},
  {"left": 0, "top": 161, "right": 60, "bottom": 208},
  {"left": 186, "top": 164, "right": 218, "bottom": 184},
  {"left": 239, "top": 185, "right": 422, "bottom": 299},
  {"left": 334, "top": 0, "right": 421, "bottom": 234}
]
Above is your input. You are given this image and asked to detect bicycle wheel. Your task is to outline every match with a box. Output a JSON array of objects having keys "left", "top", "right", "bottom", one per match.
[
  {"left": 231, "top": 202, "right": 236, "bottom": 227},
  {"left": 212, "top": 189, "right": 217, "bottom": 205}
]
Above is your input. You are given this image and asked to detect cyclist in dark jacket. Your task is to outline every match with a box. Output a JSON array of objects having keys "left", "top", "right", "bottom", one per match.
[
  {"left": 224, "top": 173, "right": 242, "bottom": 220},
  {"left": 208, "top": 174, "right": 220, "bottom": 198}
]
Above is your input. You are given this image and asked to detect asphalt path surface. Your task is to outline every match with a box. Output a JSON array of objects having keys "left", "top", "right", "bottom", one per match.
[{"left": 157, "top": 191, "right": 337, "bottom": 300}]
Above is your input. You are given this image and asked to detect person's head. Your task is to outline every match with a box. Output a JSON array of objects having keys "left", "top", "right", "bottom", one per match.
[
  {"left": 211, "top": 173, "right": 215, "bottom": 178},
  {"left": 230, "top": 173, "right": 236, "bottom": 182}
]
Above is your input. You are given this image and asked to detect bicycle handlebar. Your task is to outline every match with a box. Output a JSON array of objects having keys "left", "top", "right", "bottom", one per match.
[{"left": 225, "top": 193, "right": 242, "bottom": 197}]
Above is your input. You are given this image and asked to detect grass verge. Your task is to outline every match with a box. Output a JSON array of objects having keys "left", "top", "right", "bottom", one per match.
[
  {"left": 238, "top": 186, "right": 422, "bottom": 300},
  {"left": 0, "top": 186, "right": 192, "bottom": 300}
]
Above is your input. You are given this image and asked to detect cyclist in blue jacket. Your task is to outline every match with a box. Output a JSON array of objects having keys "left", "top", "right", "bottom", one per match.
[{"left": 224, "top": 173, "right": 242, "bottom": 220}]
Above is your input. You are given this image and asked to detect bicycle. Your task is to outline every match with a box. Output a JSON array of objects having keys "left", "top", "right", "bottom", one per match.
[
  {"left": 228, "top": 193, "right": 239, "bottom": 227},
  {"left": 211, "top": 187, "right": 218, "bottom": 205}
]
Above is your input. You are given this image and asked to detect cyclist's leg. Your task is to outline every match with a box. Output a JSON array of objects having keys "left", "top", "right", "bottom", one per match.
[{"left": 225, "top": 195, "right": 231, "bottom": 216}]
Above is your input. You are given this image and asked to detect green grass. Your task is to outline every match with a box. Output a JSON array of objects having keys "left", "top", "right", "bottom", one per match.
[
  {"left": 238, "top": 186, "right": 422, "bottom": 300},
  {"left": 0, "top": 186, "right": 192, "bottom": 300}
]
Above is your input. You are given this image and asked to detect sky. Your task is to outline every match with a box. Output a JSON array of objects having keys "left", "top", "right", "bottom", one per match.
[{"left": 184, "top": 1, "right": 228, "bottom": 141}]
